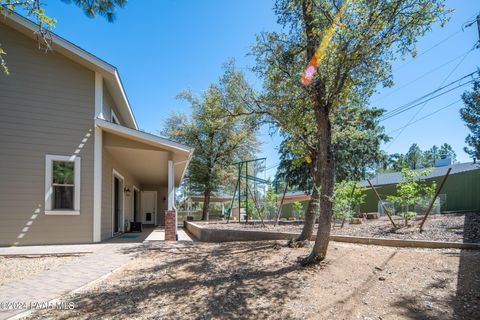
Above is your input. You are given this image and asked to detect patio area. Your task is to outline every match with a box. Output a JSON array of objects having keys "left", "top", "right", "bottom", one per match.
[{"left": 105, "top": 225, "right": 194, "bottom": 243}]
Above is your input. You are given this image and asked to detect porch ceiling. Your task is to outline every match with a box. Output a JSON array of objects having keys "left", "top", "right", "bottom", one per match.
[
  {"left": 105, "top": 144, "right": 170, "bottom": 185},
  {"left": 98, "top": 119, "right": 193, "bottom": 187}
]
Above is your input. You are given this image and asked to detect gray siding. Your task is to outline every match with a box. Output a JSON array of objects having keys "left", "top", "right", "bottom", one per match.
[
  {"left": 103, "top": 87, "right": 127, "bottom": 126},
  {"left": 0, "top": 23, "right": 95, "bottom": 245}
]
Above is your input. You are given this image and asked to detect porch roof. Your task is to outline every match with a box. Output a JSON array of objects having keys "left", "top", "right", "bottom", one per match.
[{"left": 96, "top": 119, "right": 194, "bottom": 186}]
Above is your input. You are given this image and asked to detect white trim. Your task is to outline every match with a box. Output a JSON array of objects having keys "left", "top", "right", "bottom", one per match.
[
  {"left": 168, "top": 160, "right": 175, "bottom": 211},
  {"left": 111, "top": 109, "right": 120, "bottom": 124},
  {"left": 95, "top": 118, "right": 193, "bottom": 153},
  {"left": 93, "top": 127, "right": 102, "bottom": 242},
  {"left": 45, "top": 155, "right": 81, "bottom": 215},
  {"left": 94, "top": 73, "right": 104, "bottom": 120},
  {"left": 132, "top": 185, "right": 140, "bottom": 223},
  {"left": 114, "top": 71, "right": 138, "bottom": 129},
  {"left": 111, "top": 169, "right": 125, "bottom": 236},
  {"left": 45, "top": 210, "right": 80, "bottom": 216},
  {"left": 141, "top": 191, "right": 157, "bottom": 225}
]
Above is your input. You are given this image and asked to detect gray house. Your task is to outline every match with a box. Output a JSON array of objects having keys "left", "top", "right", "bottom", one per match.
[{"left": 0, "top": 13, "right": 193, "bottom": 246}]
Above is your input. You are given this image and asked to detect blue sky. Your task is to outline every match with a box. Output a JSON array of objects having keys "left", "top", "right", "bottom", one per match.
[{"left": 38, "top": 0, "right": 479, "bottom": 178}]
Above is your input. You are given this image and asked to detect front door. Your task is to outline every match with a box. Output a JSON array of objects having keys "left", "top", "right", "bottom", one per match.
[
  {"left": 113, "top": 176, "right": 123, "bottom": 233},
  {"left": 142, "top": 191, "right": 156, "bottom": 225}
]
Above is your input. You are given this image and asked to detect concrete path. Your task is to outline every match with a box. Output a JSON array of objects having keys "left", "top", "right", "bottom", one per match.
[
  {"left": 0, "top": 243, "right": 142, "bottom": 320},
  {"left": 144, "top": 227, "right": 194, "bottom": 242}
]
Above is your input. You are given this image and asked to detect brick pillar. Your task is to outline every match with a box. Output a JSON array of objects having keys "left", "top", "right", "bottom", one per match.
[{"left": 164, "top": 210, "right": 177, "bottom": 241}]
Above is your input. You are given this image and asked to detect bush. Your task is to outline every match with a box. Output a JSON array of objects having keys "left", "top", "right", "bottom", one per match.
[{"left": 387, "top": 168, "right": 437, "bottom": 226}]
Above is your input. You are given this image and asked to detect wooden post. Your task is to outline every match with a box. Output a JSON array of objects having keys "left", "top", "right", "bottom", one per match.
[
  {"left": 274, "top": 179, "right": 289, "bottom": 227},
  {"left": 419, "top": 168, "right": 451, "bottom": 231},
  {"left": 367, "top": 179, "right": 397, "bottom": 229}
]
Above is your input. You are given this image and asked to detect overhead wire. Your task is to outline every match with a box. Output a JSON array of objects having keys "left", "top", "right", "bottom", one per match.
[
  {"left": 387, "top": 99, "right": 462, "bottom": 135},
  {"left": 384, "top": 46, "right": 475, "bottom": 149}
]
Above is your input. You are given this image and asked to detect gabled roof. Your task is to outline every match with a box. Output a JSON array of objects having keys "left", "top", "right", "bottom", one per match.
[
  {"left": 359, "top": 162, "right": 480, "bottom": 187},
  {"left": 1, "top": 11, "right": 138, "bottom": 129}
]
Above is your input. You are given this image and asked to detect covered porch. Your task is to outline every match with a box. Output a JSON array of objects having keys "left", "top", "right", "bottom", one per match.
[{"left": 94, "top": 119, "right": 194, "bottom": 242}]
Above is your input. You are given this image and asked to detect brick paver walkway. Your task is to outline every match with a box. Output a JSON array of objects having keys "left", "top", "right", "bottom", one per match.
[{"left": 0, "top": 243, "right": 142, "bottom": 319}]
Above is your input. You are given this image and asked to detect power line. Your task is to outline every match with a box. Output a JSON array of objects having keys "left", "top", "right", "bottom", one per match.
[
  {"left": 387, "top": 99, "right": 462, "bottom": 135},
  {"left": 393, "top": 14, "right": 479, "bottom": 72},
  {"left": 380, "top": 70, "right": 477, "bottom": 121},
  {"left": 385, "top": 47, "right": 475, "bottom": 149},
  {"left": 381, "top": 78, "right": 475, "bottom": 121},
  {"left": 372, "top": 49, "right": 473, "bottom": 104},
  {"left": 394, "top": 30, "right": 463, "bottom": 72}
]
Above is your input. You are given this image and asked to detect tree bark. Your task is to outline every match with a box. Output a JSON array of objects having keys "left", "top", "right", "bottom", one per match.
[
  {"left": 202, "top": 189, "right": 211, "bottom": 221},
  {"left": 302, "top": 103, "right": 335, "bottom": 265},
  {"left": 296, "top": 186, "right": 319, "bottom": 241}
]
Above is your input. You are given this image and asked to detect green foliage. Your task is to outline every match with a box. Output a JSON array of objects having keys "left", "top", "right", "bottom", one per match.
[
  {"left": 406, "top": 143, "right": 423, "bottom": 170},
  {"left": 276, "top": 103, "right": 389, "bottom": 190},
  {"left": 333, "top": 181, "right": 365, "bottom": 220},
  {"left": 291, "top": 201, "right": 304, "bottom": 218},
  {"left": 237, "top": 0, "right": 448, "bottom": 259},
  {"left": 385, "top": 142, "right": 457, "bottom": 172},
  {"left": 61, "top": 0, "right": 127, "bottom": 22},
  {"left": 162, "top": 62, "right": 260, "bottom": 203},
  {"left": 460, "top": 80, "right": 480, "bottom": 159},
  {"left": 264, "top": 181, "right": 278, "bottom": 216},
  {"left": 387, "top": 168, "right": 437, "bottom": 225}
]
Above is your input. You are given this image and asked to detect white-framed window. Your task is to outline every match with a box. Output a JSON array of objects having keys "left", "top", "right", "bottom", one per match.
[
  {"left": 45, "top": 155, "right": 81, "bottom": 215},
  {"left": 111, "top": 109, "right": 120, "bottom": 125}
]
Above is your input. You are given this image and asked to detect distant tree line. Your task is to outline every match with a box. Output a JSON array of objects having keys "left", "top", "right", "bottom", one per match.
[{"left": 384, "top": 143, "right": 457, "bottom": 172}]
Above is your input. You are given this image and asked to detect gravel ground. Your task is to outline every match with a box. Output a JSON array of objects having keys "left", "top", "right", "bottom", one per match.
[
  {"left": 0, "top": 255, "right": 80, "bottom": 287},
  {"left": 27, "top": 241, "right": 480, "bottom": 319},
  {"left": 204, "top": 212, "right": 480, "bottom": 243}
]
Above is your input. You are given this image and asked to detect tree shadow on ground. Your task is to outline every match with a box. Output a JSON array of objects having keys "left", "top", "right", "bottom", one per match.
[
  {"left": 32, "top": 242, "right": 306, "bottom": 320},
  {"left": 390, "top": 212, "right": 480, "bottom": 319}
]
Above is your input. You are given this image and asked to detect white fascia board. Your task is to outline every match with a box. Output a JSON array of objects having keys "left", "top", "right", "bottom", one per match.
[
  {"left": 95, "top": 118, "right": 194, "bottom": 154},
  {"left": 113, "top": 71, "right": 138, "bottom": 129}
]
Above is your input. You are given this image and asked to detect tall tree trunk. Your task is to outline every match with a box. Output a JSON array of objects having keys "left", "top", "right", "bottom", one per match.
[
  {"left": 296, "top": 186, "right": 319, "bottom": 241},
  {"left": 302, "top": 103, "right": 335, "bottom": 265},
  {"left": 202, "top": 189, "right": 211, "bottom": 221}
]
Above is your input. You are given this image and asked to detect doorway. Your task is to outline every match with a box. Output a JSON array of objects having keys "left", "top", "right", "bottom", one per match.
[
  {"left": 141, "top": 191, "right": 157, "bottom": 225},
  {"left": 112, "top": 170, "right": 124, "bottom": 235},
  {"left": 133, "top": 186, "right": 140, "bottom": 222}
]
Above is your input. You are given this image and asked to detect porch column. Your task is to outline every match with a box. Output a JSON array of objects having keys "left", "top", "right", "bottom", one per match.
[
  {"left": 167, "top": 159, "right": 177, "bottom": 240},
  {"left": 168, "top": 160, "right": 175, "bottom": 210}
]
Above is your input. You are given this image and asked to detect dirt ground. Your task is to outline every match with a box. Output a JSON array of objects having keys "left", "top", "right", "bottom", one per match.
[
  {"left": 0, "top": 256, "right": 79, "bottom": 287},
  {"left": 205, "top": 212, "right": 480, "bottom": 243},
  {"left": 28, "top": 241, "right": 480, "bottom": 320}
]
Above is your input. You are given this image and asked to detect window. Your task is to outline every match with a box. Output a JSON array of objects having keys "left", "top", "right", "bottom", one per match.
[
  {"left": 111, "top": 110, "right": 120, "bottom": 124},
  {"left": 45, "top": 155, "right": 81, "bottom": 215}
]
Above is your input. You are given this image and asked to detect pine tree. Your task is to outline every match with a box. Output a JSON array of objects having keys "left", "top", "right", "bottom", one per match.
[{"left": 460, "top": 80, "right": 480, "bottom": 159}]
